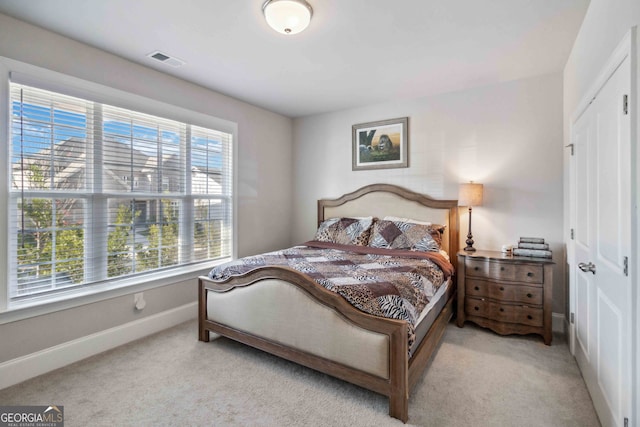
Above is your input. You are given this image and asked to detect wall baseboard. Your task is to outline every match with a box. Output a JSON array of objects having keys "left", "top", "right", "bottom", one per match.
[
  {"left": 0, "top": 302, "right": 197, "bottom": 390},
  {"left": 552, "top": 312, "right": 566, "bottom": 335}
]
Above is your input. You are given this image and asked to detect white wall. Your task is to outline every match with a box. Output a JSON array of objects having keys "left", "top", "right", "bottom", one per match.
[
  {"left": 292, "top": 73, "right": 565, "bottom": 314},
  {"left": 0, "top": 14, "right": 293, "bottom": 363},
  {"left": 562, "top": 0, "right": 640, "bottom": 424}
]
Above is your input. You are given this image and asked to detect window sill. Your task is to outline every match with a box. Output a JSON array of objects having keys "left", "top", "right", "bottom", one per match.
[{"left": 0, "top": 258, "right": 230, "bottom": 325}]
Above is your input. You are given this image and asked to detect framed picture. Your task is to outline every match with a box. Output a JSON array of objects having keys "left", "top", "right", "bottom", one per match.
[{"left": 352, "top": 117, "right": 408, "bottom": 171}]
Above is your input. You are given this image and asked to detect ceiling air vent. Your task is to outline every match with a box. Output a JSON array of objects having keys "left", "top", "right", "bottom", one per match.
[{"left": 147, "top": 51, "right": 185, "bottom": 67}]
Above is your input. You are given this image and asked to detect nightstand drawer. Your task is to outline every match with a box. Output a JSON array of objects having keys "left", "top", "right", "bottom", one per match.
[
  {"left": 465, "top": 258, "right": 543, "bottom": 284},
  {"left": 465, "top": 297, "right": 543, "bottom": 327},
  {"left": 466, "top": 279, "right": 543, "bottom": 305}
]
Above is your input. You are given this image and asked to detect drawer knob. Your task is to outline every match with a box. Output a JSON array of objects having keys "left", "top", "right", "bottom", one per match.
[
  {"left": 527, "top": 293, "right": 533, "bottom": 298},
  {"left": 527, "top": 272, "right": 534, "bottom": 277},
  {"left": 499, "top": 308, "right": 504, "bottom": 312},
  {"left": 474, "top": 267, "right": 479, "bottom": 271},
  {"left": 500, "top": 267, "right": 505, "bottom": 271},
  {"left": 527, "top": 315, "right": 533, "bottom": 320},
  {"left": 474, "top": 286, "right": 480, "bottom": 291},
  {"left": 499, "top": 286, "right": 504, "bottom": 291},
  {"left": 474, "top": 306, "right": 480, "bottom": 311}
]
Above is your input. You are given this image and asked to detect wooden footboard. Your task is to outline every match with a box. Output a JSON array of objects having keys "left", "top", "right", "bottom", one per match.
[{"left": 199, "top": 266, "right": 455, "bottom": 423}]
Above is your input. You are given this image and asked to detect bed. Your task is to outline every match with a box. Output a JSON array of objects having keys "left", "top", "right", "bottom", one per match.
[{"left": 198, "top": 184, "right": 459, "bottom": 422}]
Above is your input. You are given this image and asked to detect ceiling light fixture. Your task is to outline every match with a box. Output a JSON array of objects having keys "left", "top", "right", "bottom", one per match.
[{"left": 262, "top": 0, "right": 313, "bottom": 35}]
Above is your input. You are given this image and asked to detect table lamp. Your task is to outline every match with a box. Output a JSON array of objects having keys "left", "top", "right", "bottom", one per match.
[{"left": 458, "top": 182, "right": 484, "bottom": 252}]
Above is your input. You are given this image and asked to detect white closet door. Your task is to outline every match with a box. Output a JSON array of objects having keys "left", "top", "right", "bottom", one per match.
[{"left": 570, "top": 50, "right": 632, "bottom": 427}]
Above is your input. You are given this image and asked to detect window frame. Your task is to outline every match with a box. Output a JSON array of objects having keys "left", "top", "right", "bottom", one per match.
[{"left": 0, "top": 57, "right": 237, "bottom": 322}]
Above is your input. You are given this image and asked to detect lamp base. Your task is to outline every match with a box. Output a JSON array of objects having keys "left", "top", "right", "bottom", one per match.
[
  {"left": 464, "top": 207, "right": 476, "bottom": 252},
  {"left": 464, "top": 233, "right": 476, "bottom": 252}
]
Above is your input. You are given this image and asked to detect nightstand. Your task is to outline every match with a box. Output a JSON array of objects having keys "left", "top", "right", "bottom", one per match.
[{"left": 457, "top": 250, "right": 553, "bottom": 345}]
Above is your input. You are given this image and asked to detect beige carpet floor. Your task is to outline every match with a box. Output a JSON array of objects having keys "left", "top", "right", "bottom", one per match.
[{"left": 0, "top": 320, "right": 600, "bottom": 426}]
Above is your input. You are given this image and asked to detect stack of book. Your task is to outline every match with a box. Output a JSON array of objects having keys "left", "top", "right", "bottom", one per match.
[{"left": 512, "top": 237, "right": 552, "bottom": 259}]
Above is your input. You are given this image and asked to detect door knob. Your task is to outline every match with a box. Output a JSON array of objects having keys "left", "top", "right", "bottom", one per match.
[{"left": 578, "top": 262, "right": 596, "bottom": 274}]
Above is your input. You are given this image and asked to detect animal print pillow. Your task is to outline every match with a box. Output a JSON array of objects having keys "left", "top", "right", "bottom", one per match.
[
  {"left": 313, "top": 217, "right": 374, "bottom": 246},
  {"left": 368, "top": 219, "right": 444, "bottom": 252}
]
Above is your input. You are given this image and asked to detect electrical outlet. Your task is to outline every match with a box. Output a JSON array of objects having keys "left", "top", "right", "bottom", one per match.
[{"left": 134, "top": 292, "right": 146, "bottom": 310}]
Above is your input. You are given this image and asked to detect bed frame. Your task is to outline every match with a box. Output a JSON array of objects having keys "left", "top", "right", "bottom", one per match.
[{"left": 198, "top": 184, "right": 459, "bottom": 422}]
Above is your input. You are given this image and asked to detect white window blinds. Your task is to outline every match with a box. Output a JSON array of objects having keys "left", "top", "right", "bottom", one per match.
[{"left": 9, "top": 82, "right": 233, "bottom": 301}]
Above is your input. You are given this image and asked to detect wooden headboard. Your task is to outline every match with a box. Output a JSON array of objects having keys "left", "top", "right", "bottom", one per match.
[{"left": 317, "top": 184, "right": 459, "bottom": 257}]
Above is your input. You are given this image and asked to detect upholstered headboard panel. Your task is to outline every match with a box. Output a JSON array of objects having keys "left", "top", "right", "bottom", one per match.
[{"left": 317, "top": 184, "right": 459, "bottom": 256}]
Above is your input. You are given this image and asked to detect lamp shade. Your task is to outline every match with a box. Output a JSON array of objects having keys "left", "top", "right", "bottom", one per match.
[
  {"left": 263, "top": 0, "right": 313, "bottom": 35},
  {"left": 458, "top": 183, "right": 484, "bottom": 207}
]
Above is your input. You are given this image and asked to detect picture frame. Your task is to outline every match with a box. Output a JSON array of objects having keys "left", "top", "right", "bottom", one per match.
[{"left": 352, "top": 117, "right": 408, "bottom": 171}]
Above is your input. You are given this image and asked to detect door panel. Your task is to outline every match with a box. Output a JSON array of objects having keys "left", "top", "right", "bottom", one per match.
[
  {"left": 573, "top": 96, "right": 594, "bottom": 366},
  {"left": 596, "top": 289, "right": 622, "bottom": 417},
  {"left": 570, "top": 51, "right": 632, "bottom": 427},
  {"left": 576, "top": 273, "right": 590, "bottom": 359},
  {"left": 574, "top": 114, "right": 590, "bottom": 246},
  {"left": 595, "top": 69, "right": 626, "bottom": 269}
]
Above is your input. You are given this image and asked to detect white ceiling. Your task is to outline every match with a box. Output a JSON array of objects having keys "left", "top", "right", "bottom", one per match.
[{"left": 0, "top": 0, "right": 589, "bottom": 118}]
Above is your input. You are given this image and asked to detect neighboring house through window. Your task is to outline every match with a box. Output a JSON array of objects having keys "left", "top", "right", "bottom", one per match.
[{"left": 8, "top": 81, "right": 234, "bottom": 305}]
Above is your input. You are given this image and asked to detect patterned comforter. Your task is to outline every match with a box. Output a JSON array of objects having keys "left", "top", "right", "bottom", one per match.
[{"left": 208, "top": 241, "right": 455, "bottom": 348}]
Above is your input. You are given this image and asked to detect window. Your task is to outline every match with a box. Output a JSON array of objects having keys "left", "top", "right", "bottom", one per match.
[{"left": 9, "top": 82, "right": 233, "bottom": 303}]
